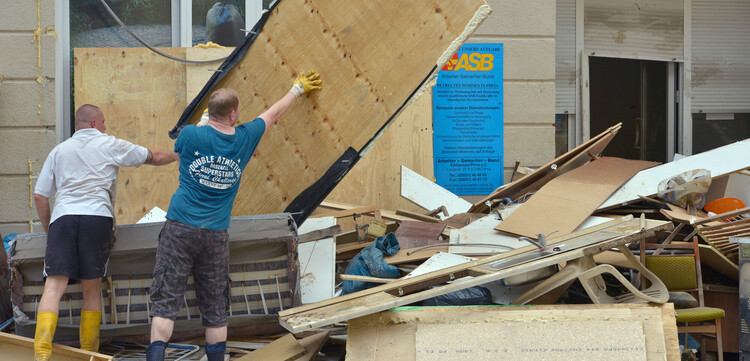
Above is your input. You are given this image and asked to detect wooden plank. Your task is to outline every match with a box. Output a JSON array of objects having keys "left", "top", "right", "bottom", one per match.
[
  {"left": 469, "top": 123, "right": 622, "bottom": 213},
  {"left": 395, "top": 209, "right": 443, "bottom": 223},
  {"left": 313, "top": 205, "right": 379, "bottom": 219},
  {"left": 340, "top": 274, "right": 397, "bottom": 283},
  {"left": 347, "top": 304, "right": 678, "bottom": 361},
  {"left": 279, "top": 218, "right": 674, "bottom": 332},
  {"left": 236, "top": 334, "right": 306, "bottom": 361},
  {"left": 298, "top": 224, "right": 342, "bottom": 244},
  {"left": 0, "top": 332, "right": 113, "bottom": 361},
  {"left": 600, "top": 138, "right": 750, "bottom": 210},
  {"left": 393, "top": 221, "right": 446, "bottom": 249},
  {"left": 400, "top": 165, "right": 472, "bottom": 217},
  {"left": 385, "top": 246, "right": 450, "bottom": 265},
  {"left": 295, "top": 331, "right": 330, "bottom": 361},
  {"left": 496, "top": 157, "right": 657, "bottom": 239}
]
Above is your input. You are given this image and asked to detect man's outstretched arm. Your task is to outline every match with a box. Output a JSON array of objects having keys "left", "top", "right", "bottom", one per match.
[
  {"left": 259, "top": 71, "right": 322, "bottom": 131},
  {"left": 145, "top": 149, "right": 179, "bottom": 166}
]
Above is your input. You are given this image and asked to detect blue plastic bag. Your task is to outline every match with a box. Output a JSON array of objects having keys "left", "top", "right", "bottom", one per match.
[{"left": 342, "top": 232, "right": 401, "bottom": 294}]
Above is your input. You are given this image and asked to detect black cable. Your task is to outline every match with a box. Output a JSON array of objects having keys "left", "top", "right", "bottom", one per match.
[{"left": 98, "top": 0, "right": 229, "bottom": 64}]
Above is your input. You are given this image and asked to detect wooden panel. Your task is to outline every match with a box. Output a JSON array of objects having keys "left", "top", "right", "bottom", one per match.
[
  {"left": 183, "top": 0, "right": 490, "bottom": 218},
  {"left": 393, "top": 220, "right": 446, "bottom": 249},
  {"left": 347, "top": 304, "right": 679, "bottom": 361},
  {"left": 73, "top": 47, "right": 231, "bottom": 224},
  {"left": 325, "top": 89, "right": 434, "bottom": 213},
  {"left": 703, "top": 288, "right": 740, "bottom": 353}
]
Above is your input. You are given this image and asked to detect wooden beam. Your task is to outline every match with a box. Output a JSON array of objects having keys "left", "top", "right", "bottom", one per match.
[{"left": 298, "top": 225, "right": 342, "bottom": 244}]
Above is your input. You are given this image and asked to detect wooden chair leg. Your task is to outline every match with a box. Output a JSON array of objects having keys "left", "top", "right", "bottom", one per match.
[{"left": 715, "top": 318, "right": 724, "bottom": 361}]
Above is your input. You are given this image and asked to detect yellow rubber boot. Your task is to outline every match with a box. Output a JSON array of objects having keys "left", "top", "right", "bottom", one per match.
[
  {"left": 79, "top": 310, "right": 102, "bottom": 352},
  {"left": 34, "top": 312, "right": 58, "bottom": 361}
]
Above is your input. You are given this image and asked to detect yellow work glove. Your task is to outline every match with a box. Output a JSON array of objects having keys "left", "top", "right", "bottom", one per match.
[
  {"left": 197, "top": 108, "right": 210, "bottom": 127},
  {"left": 289, "top": 71, "right": 322, "bottom": 98}
]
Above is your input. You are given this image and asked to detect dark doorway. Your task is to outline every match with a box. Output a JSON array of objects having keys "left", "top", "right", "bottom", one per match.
[{"left": 589, "top": 57, "right": 668, "bottom": 162}]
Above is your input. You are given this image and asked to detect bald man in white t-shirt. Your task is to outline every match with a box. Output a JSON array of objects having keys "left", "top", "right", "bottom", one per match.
[{"left": 32, "top": 104, "right": 178, "bottom": 361}]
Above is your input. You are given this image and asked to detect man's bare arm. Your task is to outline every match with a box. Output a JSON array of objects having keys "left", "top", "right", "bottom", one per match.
[
  {"left": 34, "top": 194, "right": 51, "bottom": 234},
  {"left": 144, "top": 149, "right": 179, "bottom": 166}
]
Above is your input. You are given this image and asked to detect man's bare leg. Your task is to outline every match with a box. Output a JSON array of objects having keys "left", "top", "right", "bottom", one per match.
[
  {"left": 79, "top": 278, "right": 103, "bottom": 351},
  {"left": 35, "top": 275, "right": 68, "bottom": 361}
]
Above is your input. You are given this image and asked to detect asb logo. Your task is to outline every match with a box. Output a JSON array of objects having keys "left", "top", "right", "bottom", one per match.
[{"left": 442, "top": 52, "right": 494, "bottom": 71}]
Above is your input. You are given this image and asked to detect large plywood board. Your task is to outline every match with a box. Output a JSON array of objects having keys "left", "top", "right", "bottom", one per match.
[
  {"left": 325, "top": 89, "right": 434, "bottom": 214},
  {"left": 347, "top": 304, "right": 678, "bottom": 361},
  {"left": 174, "top": 0, "right": 491, "bottom": 223},
  {"left": 74, "top": 47, "right": 233, "bottom": 224}
]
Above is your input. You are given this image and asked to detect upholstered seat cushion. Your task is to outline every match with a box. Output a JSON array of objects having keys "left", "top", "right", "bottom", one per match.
[{"left": 675, "top": 307, "right": 725, "bottom": 323}]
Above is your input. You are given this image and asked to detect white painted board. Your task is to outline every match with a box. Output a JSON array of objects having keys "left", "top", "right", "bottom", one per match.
[
  {"left": 297, "top": 217, "right": 336, "bottom": 304},
  {"left": 599, "top": 139, "right": 750, "bottom": 210},
  {"left": 404, "top": 252, "right": 477, "bottom": 279},
  {"left": 136, "top": 206, "right": 167, "bottom": 224},
  {"left": 400, "top": 165, "right": 472, "bottom": 219}
]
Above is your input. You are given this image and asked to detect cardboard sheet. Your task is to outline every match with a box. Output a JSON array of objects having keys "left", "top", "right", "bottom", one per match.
[{"left": 495, "top": 157, "right": 657, "bottom": 238}]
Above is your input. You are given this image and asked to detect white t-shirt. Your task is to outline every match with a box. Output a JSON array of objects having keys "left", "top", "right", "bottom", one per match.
[{"left": 34, "top": 128, "right": 148, "bottom": 225}]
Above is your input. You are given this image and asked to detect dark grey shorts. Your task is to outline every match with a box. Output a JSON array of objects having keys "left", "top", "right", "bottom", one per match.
[
  {"left": 45, "top": 215, "right": 113, "bottom": 281},
  {"left": 149, "top": 219, "right": 230, "bottom": 327}
]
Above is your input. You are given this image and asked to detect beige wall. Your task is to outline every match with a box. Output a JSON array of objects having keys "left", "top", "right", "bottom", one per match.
[
  {"left": 472, "top": 0, "right": 556, "bottom": 183},
  {"left": 0, "top": 1, "right": 56, "bottom": 235}
]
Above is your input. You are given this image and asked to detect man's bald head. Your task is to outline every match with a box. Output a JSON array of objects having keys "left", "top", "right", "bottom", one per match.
[
  {"left": 208, "top": 88, "right": 240, "bottom": 123},
  {"left": 75, "top": 104, "right": 105, "bottom": 132}
]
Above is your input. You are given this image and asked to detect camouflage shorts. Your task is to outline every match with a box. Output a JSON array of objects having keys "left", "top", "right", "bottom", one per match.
[{"left": 149, "top": 219, "right": 230, "bottom": 327}]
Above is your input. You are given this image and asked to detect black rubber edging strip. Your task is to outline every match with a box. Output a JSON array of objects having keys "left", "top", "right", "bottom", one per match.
[{"left": 284, "top": 147, "right": 360, "bottom": 225}]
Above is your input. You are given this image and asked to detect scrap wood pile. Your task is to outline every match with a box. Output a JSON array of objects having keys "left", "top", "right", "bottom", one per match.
[{"left": 277, "top": 122, "right": 749, "bottom": 360}]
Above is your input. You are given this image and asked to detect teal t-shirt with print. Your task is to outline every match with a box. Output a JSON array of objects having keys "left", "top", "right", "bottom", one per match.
[{"left": 167, "top": 119, "right": 265, "bottom": 230}]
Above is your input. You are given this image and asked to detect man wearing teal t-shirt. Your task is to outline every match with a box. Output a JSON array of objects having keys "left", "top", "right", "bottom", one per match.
[{"left": 146, "top": 72, "right": 321, "bottom": 361}]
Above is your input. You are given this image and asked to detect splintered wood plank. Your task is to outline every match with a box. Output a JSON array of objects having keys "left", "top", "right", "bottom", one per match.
[
  {"left": 236, "top": 334, "right": 306, "bottom": 361},
  {"left": 183, "top": 0, "right": 491, "bottom": 218},
  {"left": 347, "top": 304, "right": 678, "bottom": 361},
  {"left": 295, "top": 331, "right": 330, "bottom": 361}
]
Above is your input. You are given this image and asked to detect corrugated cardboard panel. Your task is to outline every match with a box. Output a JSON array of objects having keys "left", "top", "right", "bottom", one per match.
[{"left": 495, "top": 157, "right": 656, "bottom": 238}]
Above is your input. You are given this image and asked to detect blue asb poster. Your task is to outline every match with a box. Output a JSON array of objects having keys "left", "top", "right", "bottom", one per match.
[{"left": 433, "top": 43, "right": 503, "bottom": 195}]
